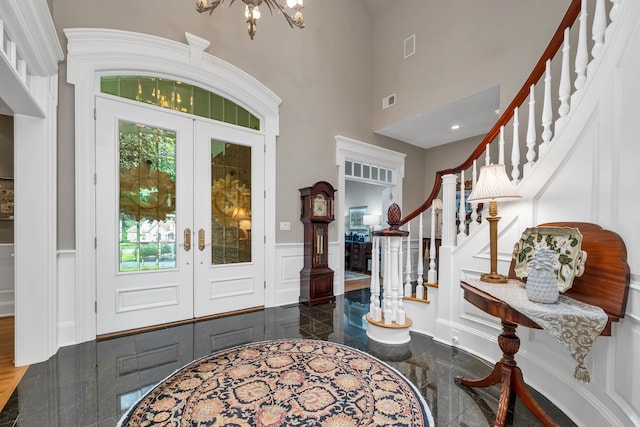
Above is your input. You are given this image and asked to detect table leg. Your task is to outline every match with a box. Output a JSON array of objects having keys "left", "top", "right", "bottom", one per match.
[{"left": 455, "top": 319, "right": 560, "bottom": 427}]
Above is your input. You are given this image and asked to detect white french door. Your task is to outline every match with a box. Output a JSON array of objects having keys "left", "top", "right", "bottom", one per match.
[
  {"left": 95, "top": 97, "right": 265, "bottom": 335},
  {"left": 193, "top": 120, "right": 265, "bottom": 317}
]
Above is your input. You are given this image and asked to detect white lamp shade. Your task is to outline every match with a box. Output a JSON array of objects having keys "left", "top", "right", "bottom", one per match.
[
  {"left": 467, "top": 164, "right": 522, "bottom": 203},
  {"left": 362, "top": 214, "right": 381, "bottom": 226},
  {"left": 432, "top": 198, "right": 443, "bottom": 210}
]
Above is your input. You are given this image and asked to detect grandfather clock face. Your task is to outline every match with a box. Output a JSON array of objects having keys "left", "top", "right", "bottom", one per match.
[{"left": 312, "top": 194, "right": 327, "bottom": 217}]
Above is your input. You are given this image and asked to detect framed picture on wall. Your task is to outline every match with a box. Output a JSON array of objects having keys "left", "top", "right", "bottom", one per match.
[
  {"left": 349, "top": 206, "right": 367, "bottom": 230},
  {"left": 0, "top": 177, "right": 14, "bottom": 220}
]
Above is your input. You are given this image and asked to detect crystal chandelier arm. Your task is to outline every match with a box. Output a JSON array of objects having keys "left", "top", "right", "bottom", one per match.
[
  {"left": 196, "top": 0, "right": 225, "bottom": 15},
  {"left": 265, "top": 0, "right": 304, "bottom": 29}
]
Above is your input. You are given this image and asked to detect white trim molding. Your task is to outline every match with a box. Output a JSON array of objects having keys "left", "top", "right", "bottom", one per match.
[
  {"left": 335, "top": 135, "right": 405, "bottom": 295},
  {"left": 65, "top": 28, "right": 281, "bottom": 343}
]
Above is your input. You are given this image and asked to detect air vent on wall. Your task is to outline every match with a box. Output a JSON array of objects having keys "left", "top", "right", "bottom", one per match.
[
  {"left": 404, "top": 34, "right": 415, "bottom": 59},
  {"left": 382, "top": 93, "right": 396, "bottom": 109}
]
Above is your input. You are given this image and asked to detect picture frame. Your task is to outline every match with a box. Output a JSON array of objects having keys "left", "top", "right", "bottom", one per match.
[
  {"left": 348, "top": 206, "right": 367, "bottom": 230},
  {"left": 0, "top": 177, "right": 14, "bottom": 220}
]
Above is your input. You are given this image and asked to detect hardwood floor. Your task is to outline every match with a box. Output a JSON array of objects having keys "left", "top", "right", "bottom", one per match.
[
  {"left": 0, "top": 316, "right": 27, "bottom": 412},
  {"left": 345, "top": 277, "right": 371, "bottom": 292}
]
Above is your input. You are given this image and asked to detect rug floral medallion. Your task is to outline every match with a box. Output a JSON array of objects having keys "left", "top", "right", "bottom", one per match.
[{"left": 119, "top": 338, "right": 432, "bottom": 426}]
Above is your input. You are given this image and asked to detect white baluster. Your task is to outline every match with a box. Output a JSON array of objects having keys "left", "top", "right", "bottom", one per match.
[
  {"left": 442, "top": 174, "right": 457, "bottom": 247},
  {"left": 483, "top": 146, "right": 491, "bottom": 226},
  {"left": 498, "top": 126, "right": 505, "bottom": 165},
  {"left": 485, "top": 143, "right": 491, "bottom": 166},
  {"left": 416, "top": 213, "right": 424, "bottom": 298},
  {"left": 540, "top": 59, "right": 553, "bottom": 157},
  {"left": 389, "top": 237, "right": 401, "bottom": 324},
  {"left": 511, "top": 107, "right": 521, "bottom": 184},
  {"left": 610, "top": 0, "right": 620, "bottom": 21},
  {"left": 524, "top": 85, "right": 537, "bottom": 176},
  {"left": 592, "top": 0, "right": 606, "bottom": 59},
  {"left": 403, "top": 222, "right": 411, "bottom": 298},
  {"left": 575, "top": 0, "right": 588, "bottom": 90},
  {"left": 383, "top": 238, "right": 392, "bottom": 323},
  {"left": 369, "top": 235, "right": 381, "bottom": 322},
  {"left": 469, "top": 160, "right": 479, "bottom": 233},
  {"left": 457, "top": 170, "right": 467, "bottom": 241},
  {"left": 397, "top": 239, "right": 406, "bottom": 324},
  {"left": 558, "top": 28, "right": 571, "bottom": 128},
  {"left": 398, "top": 236, "right": 407, "bottom": 324},
  {"left": 427, "top": 206, "right": 437, "bottom": 284}
]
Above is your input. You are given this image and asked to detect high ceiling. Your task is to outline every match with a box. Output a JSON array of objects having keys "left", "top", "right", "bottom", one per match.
[
  {"left": 375, "top": 86, "right": 500, "bottom": 149},
  {"left": 365, "top": 1, "right": 499, "bottom": 149}
]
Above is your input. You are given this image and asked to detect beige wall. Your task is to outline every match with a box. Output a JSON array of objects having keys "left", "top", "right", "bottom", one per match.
[
  {"left": 0, "top": 115, "right": 13, "bottom": 244},
  {"left": 51, "top": 0, "right": 572, "bottom": 248},
  {"left": 52, "top": 0, "right": 425, "bottom": 246},
  {"left": 371, "top": 0, "right": 571, "bottom": 131}
]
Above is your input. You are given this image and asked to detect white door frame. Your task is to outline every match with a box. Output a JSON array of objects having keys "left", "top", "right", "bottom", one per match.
[
  {"left": 334, "top": 135, "right": 406, "bottom": 295},
  {"left": 66, "top": 28, "right": 281, "bottom": 343}
]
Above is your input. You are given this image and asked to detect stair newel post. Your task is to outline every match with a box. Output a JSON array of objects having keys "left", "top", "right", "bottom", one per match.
[
  {"left": 369, "top": 235, "right": 381, "bottom": 322},
  {"left": 404, "top": 221, "right": 412, "bottom": 298},
  {"left": 592, "top": 0, "right": 606, "bottom": 58},
  {"left": 378, "top": 204, "right": 408, "bottom": 326},
  {"left": 511, "top": 106, "right": 521, "bottom": 185},
  {"left": 385, "top": 237, "right": 399, "bottom": 325},
  {"left": 416, "top": 212, "right": 425, "bottom": 296},
  {"left": 442, "top": 174, "right": 458, "bottom": 247},
  {"left": 540, "top": 59, "right": 553, "bottom": 157},
  {"left": 524, "top": 84, "right": 537, "bottom": 176},
  {"left": 498, "top": 125, "right": 506, "bottom": 165},
  {"left": 469, "top": 160, "right": 479, "bottom": 234},
  {"left": 558, "top": 27, "right": 571, "bottom": 126},
  {"left": 575, "top": 0, "right": 588, "bottom": 90},
  {"left": 457, "top": 169, "right": 467, "bottom": 241},
  {"left": 427, "top": 205, "right": 437, "bottom": 285}
]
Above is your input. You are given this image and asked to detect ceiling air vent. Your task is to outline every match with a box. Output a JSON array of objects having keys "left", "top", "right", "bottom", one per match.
[{"left": 382, "top": 93, "right": 396, "bottom": 110}]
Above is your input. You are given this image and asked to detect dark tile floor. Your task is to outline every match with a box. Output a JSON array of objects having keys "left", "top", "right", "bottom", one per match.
[{"left": 0, "top": 289, "right": 575, "bottom": 426}]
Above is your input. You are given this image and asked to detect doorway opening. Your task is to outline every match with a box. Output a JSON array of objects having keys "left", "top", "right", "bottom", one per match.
[{"left": 335, "top": 135, "right": 406, "bottom": 296}]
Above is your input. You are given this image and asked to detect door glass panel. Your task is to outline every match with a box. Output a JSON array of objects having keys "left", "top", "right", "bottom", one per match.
[
  {"left": 118, "top": 120, "right": 177, "bottom": 271},
  {"left": 210, "top": 139, "right": 252, "bottom": 265}
]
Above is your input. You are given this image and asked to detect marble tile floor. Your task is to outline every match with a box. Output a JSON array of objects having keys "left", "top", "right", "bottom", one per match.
[{"left": 0, "top": 289, "right": 576, "bottom": 426}]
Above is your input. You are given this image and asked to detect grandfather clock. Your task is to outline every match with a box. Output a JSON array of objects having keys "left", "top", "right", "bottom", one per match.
[{"left": 299, "top": 181, "right": 336, "bottom": 306}]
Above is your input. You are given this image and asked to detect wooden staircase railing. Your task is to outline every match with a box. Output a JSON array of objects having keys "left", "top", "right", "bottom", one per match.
[{"left": 367, "top": 0, "right": 624, "bottom": 331}]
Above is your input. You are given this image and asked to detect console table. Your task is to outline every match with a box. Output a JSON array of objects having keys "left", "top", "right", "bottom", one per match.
[
  {"left": 456, "top": 222, "right": 630, "bottom": 427},
  {"left": 457, "top": 281, "right": 559, "bottom": 427}
]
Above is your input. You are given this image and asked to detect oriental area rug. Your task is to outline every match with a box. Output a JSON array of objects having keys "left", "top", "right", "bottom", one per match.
[{"left": 118, "top": 338, "right": 433, "bottom": 426}]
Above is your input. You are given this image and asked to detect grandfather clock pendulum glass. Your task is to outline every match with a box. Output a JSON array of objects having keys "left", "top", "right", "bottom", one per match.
[{"left": 299, "top": 181, "right": 336, "bottom": 306}]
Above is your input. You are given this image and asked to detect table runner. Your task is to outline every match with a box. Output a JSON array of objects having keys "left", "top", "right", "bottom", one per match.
[{"left": 466, "top": 279, "right": 607, "bottom": 382}]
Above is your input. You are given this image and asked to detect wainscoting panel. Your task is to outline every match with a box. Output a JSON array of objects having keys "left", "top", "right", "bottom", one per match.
[
  {"left": 274, "top": 242, "right": 340, "bottom": 307},
  {"left": 0, "top": 244, "right": 14, "bottom": 317}
]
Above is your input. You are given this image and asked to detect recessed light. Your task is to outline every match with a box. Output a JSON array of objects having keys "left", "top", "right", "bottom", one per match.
[{"left": 451, "top": 124, "right": 460, "bottom": 130}]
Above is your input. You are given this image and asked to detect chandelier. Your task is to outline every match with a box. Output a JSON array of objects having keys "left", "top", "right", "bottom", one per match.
[{"left": 196, "top": 0, "right": 304, "bottom": 40}]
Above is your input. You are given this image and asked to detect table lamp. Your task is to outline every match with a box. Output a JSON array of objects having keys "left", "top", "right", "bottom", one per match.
[
  {"left": 467, "top": 164, "right": 521, "bottom": 283},
  {"left": 363, "top": 214, "right": 380, "bottom": 242}
]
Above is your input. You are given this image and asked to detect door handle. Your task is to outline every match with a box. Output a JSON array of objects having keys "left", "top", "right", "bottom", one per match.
[
  {"left": 198, "top": 228, "right": 205, "bottom": 251},
  {"left": 184, "top": 227, "right": 191, "bottom": 252}
]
